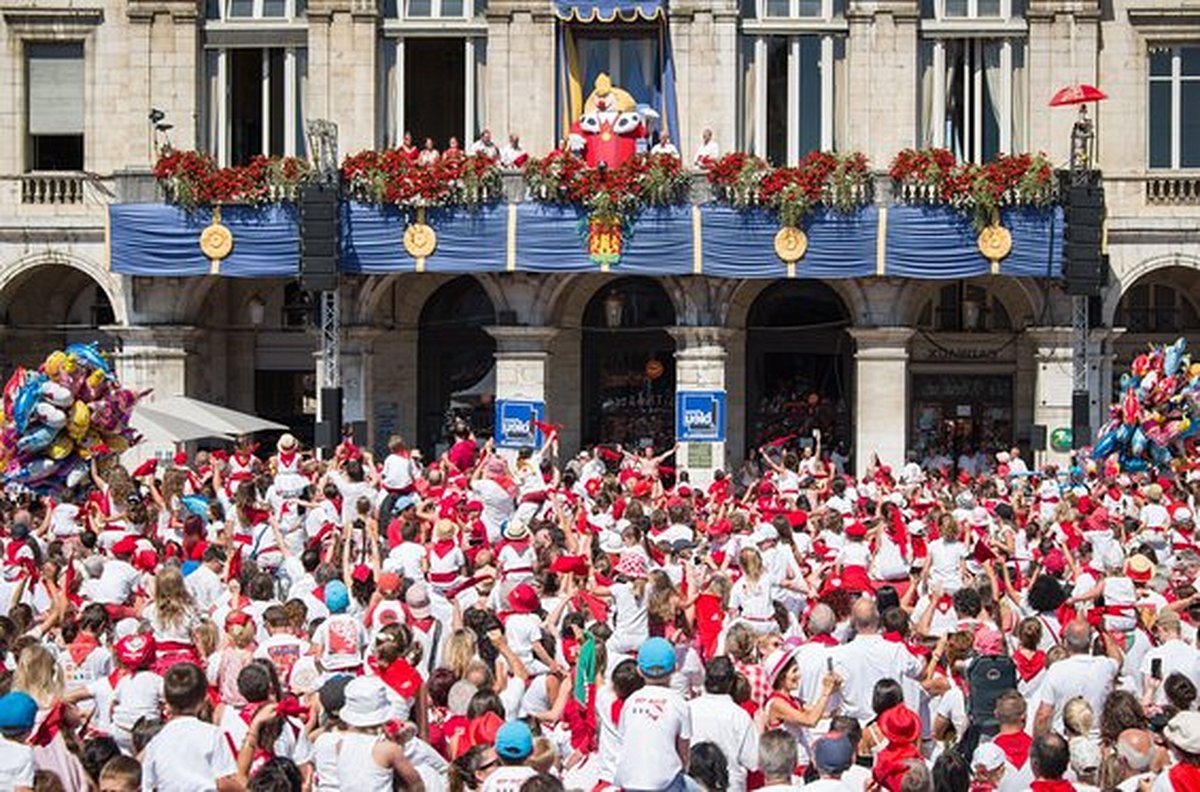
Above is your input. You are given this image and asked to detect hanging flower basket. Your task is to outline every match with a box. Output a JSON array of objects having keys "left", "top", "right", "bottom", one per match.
[{"left": 153, "top": 148, "right": 313, "bottom": 210}]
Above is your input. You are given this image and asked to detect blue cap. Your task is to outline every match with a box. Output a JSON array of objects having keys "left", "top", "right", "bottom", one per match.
[
  {"left": 495, "top": 721, "right": 533, "bottom": 760},
  {"left": 812, "top": 734, "right": 854, "bottom": 774},
  {"left": 181, "top": 560, "right": 201, "bottom": 577},
  {"left": 325, "top": 580, "right": 350, "bottom": 614},
  {"left": 392, "top": 494, "right": 418, "bottom": 515},
  {"left": 0, "top": 692, "right": 37, "bottom": 733},
  {"left": 637, "top": 637, "right": 676, "bottom": 678}
]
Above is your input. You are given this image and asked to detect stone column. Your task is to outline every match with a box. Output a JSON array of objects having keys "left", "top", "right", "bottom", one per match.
[
  {"left": 1025, "top": 327, "right": 1074, "bottom": 466},
  {"left": 111, "top": 326, "right": 196, "bottom": 401},
  {"left": 848, "top": 327, "right": 914, "bottom": 478},
  {"left": 668, "top": 327, "right": 734, "bottom": 488},
  {"left": 485, "top": 326, "right": 560, "bottom": 459}
]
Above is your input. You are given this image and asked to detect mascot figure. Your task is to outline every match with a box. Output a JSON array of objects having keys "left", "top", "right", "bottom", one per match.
[{"left": 569, "top": 73, "right": 646, "bottom": 168}]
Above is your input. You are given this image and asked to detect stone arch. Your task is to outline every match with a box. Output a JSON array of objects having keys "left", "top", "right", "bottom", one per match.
[
  {"left": 0, "top": 251, "right": 127, "bottom": 326},
  {"left": 542, "top": 274, "right": 689, "bottom": 330},
  {"left": 1103, "top": 253, "right": 1200, "bottom": 328},
  {"left": 894, "top": 276, "right": 1042, "bottom": 330},
  {"left": 726, "top": 277, "right": 868, "bottom": 331}
]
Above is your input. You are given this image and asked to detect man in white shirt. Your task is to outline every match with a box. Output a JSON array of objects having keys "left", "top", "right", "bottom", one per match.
[
  {"left": 467, "top": 129, "right": 500, "bottom": 159},
  {"left": 693, "top": 128, "right": 719, "bottom": 167},
  {"left": 185, "top": 545, "right": 227, "bottom": 613},
  {"left": 1034, "top": 619, "right": 1120, "bottom": 736},
  {"left": 833, "top": 598, "right": 926, "bottom": 725},
  {"left": 796, "top": 604, "right": 842, "bottom": 736},
  {"left": 141, "top": 663, "right": 241, "bottom": 792},
  {"left": 689, "top": 657, "right": 758, "bottom": 792},
  {"left": 757, "top": 730, "right": 802, "bottom": 792},
  {"left": 1140, "top": 611, "right": 1200, "bottom": 706},
  {"left": 651, "top": 133, "right": 680, "bottom": 158},
  {"left": 614, "top": 637, "right": 691, "bottom": 792},
  {"left": 0, "top": 692, "right": 37, "bottom": 792},
  {"left": 500, "top": 133, "right": 528, "bottom": 168}
]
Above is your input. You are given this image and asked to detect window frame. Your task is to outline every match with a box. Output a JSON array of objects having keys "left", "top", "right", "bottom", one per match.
[
  {"left": 1147, "top": 44, "right": 1200, "bottom": 171},
  {"left": 379, "top": 33, "right": 483, "bottom": 149},
  {"left": 211, "top": 0, "right": 304, "bottom": 23},
  {"left": 757, "top": 0, "right": 833, "bottom": 21},
  {"left": 744, "top": 32, "right": 839, "bottom": 160},
  {"left": 921, "top": 35, "right": 1023, "bottom": 162},
  {"left": 23, "top": 38, "right": 87, "bottom": 173},
  {"left": 206, "top": 45, "right": 306, "bottom": 166}
]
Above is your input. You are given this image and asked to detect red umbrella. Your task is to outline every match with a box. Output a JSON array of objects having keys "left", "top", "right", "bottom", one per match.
[{"left": 1049, "top": 84, "right": 1107, "bottom": 107}]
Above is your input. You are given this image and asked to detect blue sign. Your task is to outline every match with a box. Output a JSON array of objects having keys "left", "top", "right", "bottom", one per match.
[
  {"left": 494, "top": 400, "right": 545, "bottom": 449},
  {"left": 676, "top": 390, "right": 726, "bottom": 442}
]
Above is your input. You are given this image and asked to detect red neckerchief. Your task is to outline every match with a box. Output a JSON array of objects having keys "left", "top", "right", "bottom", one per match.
[
  {"left": 888, "top": 509, "right": 910, "bottom": 557},
  {"left": 67, "top": 632, "right": 100, "bottom": 666},
  {"left": 882, "top": 631, "right": 929, "bottom": 656},
  {"left": 1013, "top": 650, "right": 1046, "bottom": 682},
  {"left": 1170, "top": 763, "right": 1200, "bottom": 792},
  {"left": 28, "top": 701, "right": 64, "bottom": 747},
  {"left": 430, "top": 540, "right": 458, "bottom": 559},
  {"left": 611, "top": 697, "right": 625, "bottom": 726},
  {"left": 808, "top": 634, "right": 839, "bottom": 647},
  {"left": 1029, "top": 780, "right": 1076, "bottom": 792},
  {"left": 993, "top": 731, "right": 1032, "bottom": 769},
  {"left": 873, "top": 742, "right": 922, "bottom": 792}
]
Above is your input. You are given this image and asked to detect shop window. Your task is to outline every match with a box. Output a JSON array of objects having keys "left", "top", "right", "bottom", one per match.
[
  {"left": 1118, "top": 283, "right": 1200, "bottom": 332},
  {"left": 1149, "top": 46, "right": 1200, "bottom": 170},
  {"left": 911, "top": 374, "right": 1014, "bottom": 457},
  {"left": 26, "top": 42, "right": 85, "bottom": 172},
  {"left": 918, "top": 284, "right": 1012, "bottom": 332}
]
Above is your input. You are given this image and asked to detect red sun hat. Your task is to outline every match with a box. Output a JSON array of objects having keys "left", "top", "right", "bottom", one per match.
[
  {"left": 114, "top": 634, "right": 157, "bottom": 670},
  {"left": 507, "top": 582, "right": 540, "bottom": 614},
  {"left": 879, "top": 705, "right": 921, "bottom": 745}
]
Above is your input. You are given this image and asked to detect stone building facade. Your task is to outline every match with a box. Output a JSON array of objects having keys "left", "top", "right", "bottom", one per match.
[{"left": 0, "top": 0, "right": 1197, "bottom": 477}]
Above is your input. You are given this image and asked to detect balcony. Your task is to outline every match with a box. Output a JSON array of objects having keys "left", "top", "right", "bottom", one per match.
[
  {"left": 1144, "top": 174, "right": 1200, "bottom": 205},
  {"left": 20, "top": 172, "right": 86, "bottom": 205}
]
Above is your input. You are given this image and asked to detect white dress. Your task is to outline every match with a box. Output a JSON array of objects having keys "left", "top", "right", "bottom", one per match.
[{"left": 335, "top": 732, "right": 393, "bottom": 792}]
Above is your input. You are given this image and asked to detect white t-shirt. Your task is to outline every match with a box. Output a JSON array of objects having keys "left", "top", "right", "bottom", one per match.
[
  {"left": 0, "top": 738, "right": 34, "bottom": 791},
  {"left": 481, "top": 765, "right": 538, "bottom": 792},
  {"left": 186, "top": 564, "right": 225, "bottom": 613},
  {"left": 926, "top": 538, "right": 967, "bottom": 593},
  {"left": 833, "top": 635, "right": 924, "bottom": 724},
  {"left": 112, "top": 671, "right": 165, "bottom": 731},
  {"left": 1140, "top": 638, "right": 1200, "bottom": 705},
  {"left": 1036, "top": 654, "right": 1119, "bottom": 733},
  {"left": 610, "top": 582, "right": 649, "bottom": 653},
  {"left": 613, "top": 685, "right": 691, "bottom": 790},
  {"left": 313, "top": 614, "right": 367, "bottom": 670},
  {"left": 381, "top": 453, "right": 418, "bottom": 491},
  {"left": 141, "top": 715, "right": 239, "bottom": 792},
  {"left": 689, "top": 693, "right": 758, "bottom": 792},
  {"left": 385, "top": 542, "right": 426, "bottom": 581},
  {"left": 470, "top": 479, "right": 516, "bottom": 544},
  {"left": 90, "top": 559, "right": 141, "bottom": 604}
]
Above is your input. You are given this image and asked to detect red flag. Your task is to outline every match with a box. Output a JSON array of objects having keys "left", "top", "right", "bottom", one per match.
[{"left": 532, "top": 419, "right": 563, "bottom": 435}]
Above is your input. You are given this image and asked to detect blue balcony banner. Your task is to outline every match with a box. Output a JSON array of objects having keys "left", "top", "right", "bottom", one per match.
[
  {"left": 339, "top": 202, "right": 508, "bottom": 274},
  {"left": 108, "top": 203, "right": 300, "bottom": 277},
  {"left": 700, "top": 204, "right": 879, "bottom": 279},
  {"left": 885, "top": 205, "right": 1063, "bottom": 279},
  {"left": 513, "top": 203, "right": 695, "bottom": 274}
]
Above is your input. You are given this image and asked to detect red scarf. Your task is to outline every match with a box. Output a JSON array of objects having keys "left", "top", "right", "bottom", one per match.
[
  {"left": 873, "top": 743, "right": 922, "bottom": 792},
  {"left": 1013, "top": 650, "right": 1046, "bottom": 683},
  {"left": 888, "top": 508, "right": 910, "bottom": 557},
  {"left": 807, "top": 634, "right": 839, "bottom": 647},
  {"left": 993, "top": 731, "right": 1032, "bottom": 769},
  {"left": 67, "top": 633, "right": 100, "bottom": 666},
  {"left": 28, "top": 701, "right": 64, "bottom": 747},
  {"left": 1029, "top": 781, "right": 1076, "bottom": 792},
  {"left": 695, "top": 593, "right": 725, "bottom": 660},
  {"left": 1170, "top": 764, "right": 1200, "bottom": 792},
  {"left": 371, "top": 657, "right": 422, "bottom": 700}
]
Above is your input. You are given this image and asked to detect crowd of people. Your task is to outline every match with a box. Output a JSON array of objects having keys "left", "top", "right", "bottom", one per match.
[{"left": 0, "top": 422, "right": 1199, "bottom": 792}]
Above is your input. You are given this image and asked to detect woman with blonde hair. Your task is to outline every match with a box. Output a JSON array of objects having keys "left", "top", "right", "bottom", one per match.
[
  {"left": 207, "top": 611, "right": 257, "bottom": 707},
  {"left": 14, "top": 644, "right": 90, "bottom": 789},
  {"left": 443, "top": 628, "right": 479, "bottom": 681},
  {"left": 729, "top": 548, "right": 775, "bottom": 633},
  {"left": 143, "top": 565, "right": 202, "bottom": 673}
]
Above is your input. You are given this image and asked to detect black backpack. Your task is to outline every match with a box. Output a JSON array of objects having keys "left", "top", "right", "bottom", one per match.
[{"left": 957, "top": 654, "right": 1018, "bottom": 760}]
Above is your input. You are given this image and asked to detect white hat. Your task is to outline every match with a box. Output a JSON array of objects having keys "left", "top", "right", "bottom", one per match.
[
  {"left": 971, "top": 742, "right": 1006, "bottom": 772},
  {"left": 908, "top": 519, "right": 926, "bottom": 535},
  {"left": 762, "top": 646, "right": 800, "bottom": 688},
  {"left": 447, "top": 681, "right": 477, "bottom": 716},
  {"left": 969, "top": 506, "right": 992, "bottom": 527},
  {"left": 339, "top": 676, "right": 392, "bottom": 728},
  {"left": 754, "top": 523, "right": 778, "bottom": 544},
  {"left": 277, "top": 433, "right": 298, "bottom": 452},
  {"left": 503, "top": 518, "right": 529, "bottom": 541},
  {"left": 1166, "top": 711, "right": 1200, "bottom": 754},
  {"left": 288, "top": 655, "right": 323, "bottom": 695},
  {"left": 1069, "top": 738, "right": 1101, "bottom": 774},
  {"left": 114, "top": 618, "right": 141, "bottom": 640},
  {"left": 995, "top": 451, "right": 1011, "bottom": 464}
]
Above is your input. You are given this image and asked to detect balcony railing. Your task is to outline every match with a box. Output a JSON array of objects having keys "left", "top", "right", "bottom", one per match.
[
  {"left": 1145, "top": 174, "right": 1200, "bottom": 206},
  {"left": 21, "top": 172, "right": 85, "bottom": 205}
]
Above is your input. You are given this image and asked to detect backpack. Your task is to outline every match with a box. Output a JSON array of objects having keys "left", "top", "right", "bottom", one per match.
[{"left": 957, "top": 654, "right": 1018, "bottom": 760}]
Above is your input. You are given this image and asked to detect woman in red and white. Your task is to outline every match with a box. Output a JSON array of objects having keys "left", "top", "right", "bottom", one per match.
[
  {"left": 426, "top": 519, "right": 466, "bottom": 596},
  {"left": 495, "top": 518, "right": 537, "bottom": 588},
  {"left": 271, "top": 433, "right": 309, "bottom": 498},
  {"left": 730, "top": 548, "right": 777, "bottom": 633},
  {"left": 142, "top": 566, "right": 203, "bottom": 674}
]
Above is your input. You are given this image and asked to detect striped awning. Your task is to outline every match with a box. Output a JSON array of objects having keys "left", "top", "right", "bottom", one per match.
[{"left": 552, "top": 0, "right": 664, "bottom": 22}]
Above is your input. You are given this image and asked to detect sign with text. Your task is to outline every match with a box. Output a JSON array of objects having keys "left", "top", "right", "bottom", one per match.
[
  {"left": 494, "top": 400, "right": 545, "bottom": 449},
  {"left": 676, "top": 390, "right": 726, "bottom": 443}
]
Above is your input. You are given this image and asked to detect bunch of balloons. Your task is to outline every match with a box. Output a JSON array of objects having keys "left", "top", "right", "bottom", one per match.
[
  {"left": 1092, "top": 338, "right": 1200, "bottom": 472},
  {"left": 1, "top": 343, "right": 143, "bottom": 492}
]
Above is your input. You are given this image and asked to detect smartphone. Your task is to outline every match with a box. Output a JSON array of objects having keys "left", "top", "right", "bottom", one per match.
[
  {"left": 826, "top": 657, "right": 834, "bottom": 673},
  {"left": 1152, "top": 657, "right": 1163, "bottom": 680}
]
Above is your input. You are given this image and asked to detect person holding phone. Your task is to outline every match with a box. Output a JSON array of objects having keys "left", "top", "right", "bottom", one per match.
[{"left": 1139, "top": 611, "right": 1200, "bottom": 708}]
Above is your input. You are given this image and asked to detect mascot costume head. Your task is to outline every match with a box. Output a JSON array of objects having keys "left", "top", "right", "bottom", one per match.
[{"left": 568, "top": 73, "right": 647, "bottom": 168}]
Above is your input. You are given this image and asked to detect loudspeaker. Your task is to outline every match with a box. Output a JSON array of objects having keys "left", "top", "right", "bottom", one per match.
[
  {"left": 1031, "top": 424, "right": 1047, "bottom": 452},
  {"left": 299, "top": 183, "right": 338, "bottom": 293},
  {"left": 1072, "top": 390, "right": 1091, "bottom": 449},
  {"left": 315, "top": 386, "right": 343, "bottom": 455},
  {"left": 349, "top": 420, "right": 368, "bottom": 446},
  {"left": 1062, "top": 172, "right": 1105, "bottom": 297}
]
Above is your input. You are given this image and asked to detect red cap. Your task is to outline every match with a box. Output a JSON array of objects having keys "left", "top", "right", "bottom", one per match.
[
  {"left": 377, "top": 572, "right": 402, "bottom": 595},
  {"left": 133, "top": 549, "right": 159, "bottom": 573},
  {"left": 114, "top": 634, "right": 157, "bottom": 669},
  {"left": 845, "top": 521, "right": 868, "bottom": 538},
  {"left": 351, "top": 564, "right": 373, "bottom": 584},
  {"left": 550, "top": 555, "right": 589, "bottom": 576},
  {"left": 173, "top": 451, "right": 188, "bottom": 467}
]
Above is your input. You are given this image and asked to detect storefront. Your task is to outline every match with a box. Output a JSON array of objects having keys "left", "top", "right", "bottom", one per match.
[
  {"left": 910, "top": 373, "right": 1014, "bottom": 459},
  {"left": 581, "top": 277, "right": 676, "bottom": 450}
]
